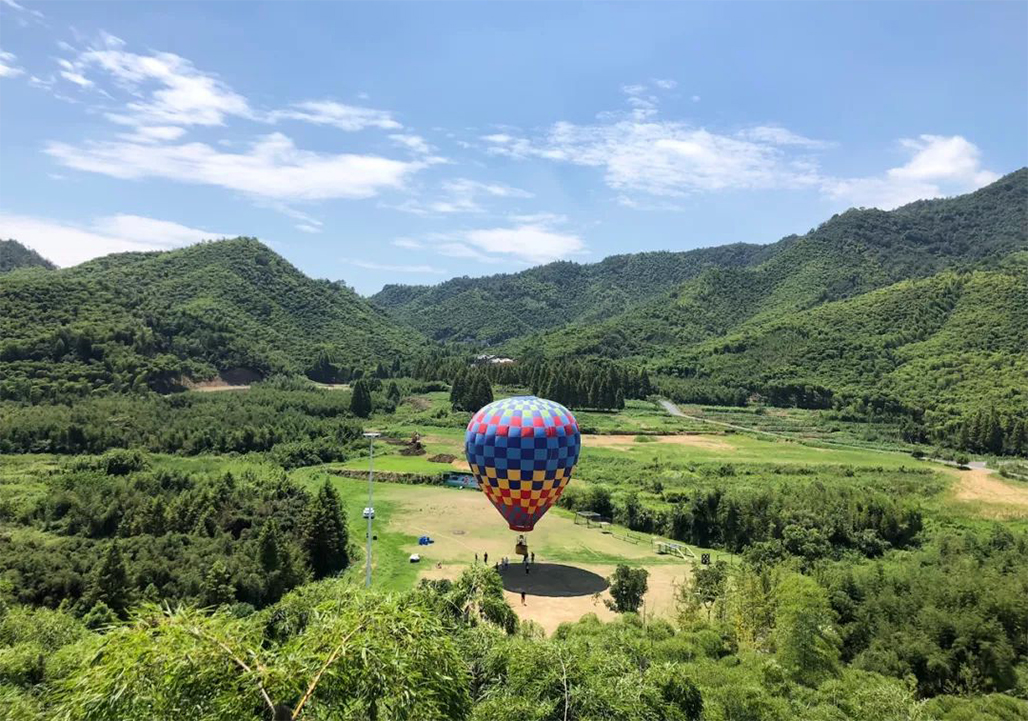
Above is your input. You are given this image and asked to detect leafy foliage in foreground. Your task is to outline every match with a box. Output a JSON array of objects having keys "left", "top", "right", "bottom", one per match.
[
  {"left": 2, "top": 557, "right": 1025, "bottom": 721},
  {"left": 0, "top": 238, "right": 428, "bottom": 401}
]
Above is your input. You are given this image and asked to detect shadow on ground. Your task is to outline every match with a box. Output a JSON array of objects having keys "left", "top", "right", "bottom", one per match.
[{"left": 498, "top": 563, "right": 609, "bottom": 597}]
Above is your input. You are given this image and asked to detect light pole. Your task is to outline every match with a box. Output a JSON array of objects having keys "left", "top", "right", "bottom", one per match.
[{"left": 363, "top": 431, "right": 380, "bottom": 588}]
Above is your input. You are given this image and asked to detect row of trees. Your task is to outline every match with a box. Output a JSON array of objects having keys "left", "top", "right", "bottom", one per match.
[
  {"left": 560, "top": 481, "right": 924, "bottom": 562},
  {"left": 949, "top": 408, "right": 1028, "bottom": 456}
]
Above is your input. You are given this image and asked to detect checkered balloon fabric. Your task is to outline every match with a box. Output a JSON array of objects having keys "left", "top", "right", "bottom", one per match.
[{"left": 465, "top": 396, "right": 581, "bottom": 532}]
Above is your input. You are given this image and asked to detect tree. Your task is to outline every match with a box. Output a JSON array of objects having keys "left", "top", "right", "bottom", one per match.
[
  {"left": 774, "top": 573, "right": 840, "bottom": 686},
  {"left": 349, "top": 379, "right": 373, "bottom": 418},
  {"left": 300, "top": 481, "right": 350, "bottom": 579},
  {"left": 679, "top": 560, "right": 728, "bottom": 623},
  {"left": 258, "top": 520, "right": 305, "bottom": 603},
  {"left": 386, "top": 380, "right": 401, "bottom": 405},
  {"left": 605, "top": 565, "right": 648, "bottom": 614},
  {"left": 468, "top": 374, "right": 493, "bottom": 412},
  {"left": 88, "top": 541, "right": 132, "bottom": 617},
  {"left": 200, "top": 559, "right": 236, "bottom": 607}
]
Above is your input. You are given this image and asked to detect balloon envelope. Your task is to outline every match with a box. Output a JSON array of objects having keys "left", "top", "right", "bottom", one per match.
[{"left": 465, "top": 396, "right": 581, "bottom": 531}]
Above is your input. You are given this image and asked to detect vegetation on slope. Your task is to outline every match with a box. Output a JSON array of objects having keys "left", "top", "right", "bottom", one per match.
[
  {"left": 0, "top": 238, "right": 429, "bottom": 401},
  {"left": 0, "top": 240, "right": 55, "bottom": 273},
  {"left": 373, "top": 243, "right": 778, "bottom": 344}
]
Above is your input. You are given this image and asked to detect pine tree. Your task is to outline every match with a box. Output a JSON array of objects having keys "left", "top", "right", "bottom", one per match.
[
  {"left": 450, "top": 371, "right": 467, "bottom": 410},
  {"left": 301, "top": 481, "right": 350, "bottom": 579},
  {"left": 258, "top": 520, "right": 283, "bottom": 573},
  {"left": 349, "top": 379, "right": 373, "bottom": 418},
  {"left": 386, "top": 381, "right": 401, "bottom": 405},
  {"left": 89, "top": 541, "right": 132, "bottom": 616},
  {"left": 615, "top": 388, "right": 625, "bottom": 410},
  {"left": 200, "top": 559, "right": 236, "bottom": 606},
  {"left": 468, "top": 374, "right": 493, "bottom": 412}
]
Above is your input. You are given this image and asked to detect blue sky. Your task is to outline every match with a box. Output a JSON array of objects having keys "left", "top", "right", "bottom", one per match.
[{"left": 1, "top": 1, "right": 1025, "bottom": 294}]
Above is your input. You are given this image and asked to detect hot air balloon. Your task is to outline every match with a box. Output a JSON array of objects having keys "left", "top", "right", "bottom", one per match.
[{"left": 465, "top": 396, "right": 581, "bottom": 553}]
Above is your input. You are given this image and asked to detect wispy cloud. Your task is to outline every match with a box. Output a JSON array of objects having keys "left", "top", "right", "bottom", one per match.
[
  {"left": 394, "top": 178, "right": 533, "bottom": 215},
  {"left": 269, "top": 100, "right": 401, "bottom": 131},
  {"left": 0, "top": 212, "right": 229, "bottom": 266},
  {"left": 343, "top": 258, "right": 446, "bottom": 274},
  {"left": 0, "top": 49, "right": 23, "bottom": 78},
  {"left": 824, "top": 134, "right": 999, "bottom": 209},
  {"left": 38, "top": 34, "right": 435, "bottom": 209},
  {"left": 407, "top": 215, "right": 586, "bottom": 266},
  {"left": 46, "top": 132, "right": 430, "bottom": 201}
]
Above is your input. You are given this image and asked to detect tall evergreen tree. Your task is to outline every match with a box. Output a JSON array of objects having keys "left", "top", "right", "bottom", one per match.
[
  {"left": 88, "top": 541, "right": 132, "bottom": 617},
  {"left": 386, "top": 380, "right": 401, "bottom": 405},
  {"left": 349, "top": 379, "right": 373, "bottom": 418},
  {"left": 301, "top": 481, "right": 350, "bottom": 579},
  {"left": 200, "top": 559, "right": 236, "bottom": 606}
]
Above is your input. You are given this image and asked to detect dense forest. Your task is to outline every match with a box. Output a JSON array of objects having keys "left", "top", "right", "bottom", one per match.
[
  {"left": 0, "top": 239, "right": 427, "bottom": 402},
  {"left": 0, "top": 240, "right": 55, "bottom": 273},
  {"left": 380, "top": 169, "right": 1027, "bottom": 349}
]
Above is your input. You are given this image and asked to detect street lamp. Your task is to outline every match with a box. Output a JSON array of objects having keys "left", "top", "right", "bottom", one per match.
[{"left": 362, "top": 432, "right": 380, "bottom": 588}]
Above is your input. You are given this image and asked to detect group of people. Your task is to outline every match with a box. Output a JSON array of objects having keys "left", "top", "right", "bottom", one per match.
[{"left": 473, "top": 550, "right": 538, "bottom": 605}]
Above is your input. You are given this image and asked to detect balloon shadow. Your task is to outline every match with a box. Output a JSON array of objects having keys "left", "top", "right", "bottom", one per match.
[{"left": 497, "top": 563, "right": 609, "bottom": 597}]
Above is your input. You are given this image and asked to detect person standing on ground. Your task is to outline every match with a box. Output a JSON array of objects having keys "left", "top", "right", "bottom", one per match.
[
  {"left": 521, "top": 590, "right": 526, "bottom": 605},
  {"left": 484, "top": 552, "right": 488, "bottom": 564},
  {"left": 531, "top": 551, "right": 535, "bottom": 564},
  {"left": 475, "top": 553, "right": 478, "bottom": 563}
]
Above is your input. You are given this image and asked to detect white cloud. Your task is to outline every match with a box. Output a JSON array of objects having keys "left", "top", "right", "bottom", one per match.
[
  {"left": 395, "top": 177, "right": 533, "bottom": 215},
  {"left": 270, "top": 100, "right": 401, "bottom": 131},
  {"left": 0, "top": 212, "right": 228, "bottom": 266},
  {"left": 653, "top": 78, "right": 677, "bottom": 90},
  {"left": 389, "top": 133, "right": 433, "bottom": 154},
  {"left": 0, "top": 0, "right": 44, "bottom": 20},
  {"left": 63, "top": 35, "right": 251, "bottom": 126},
  {"left": 344, "top": 258, "right": 445, "bottom": 274},
  {"left": 296, "top": 223, "right": 322, "bottom": 234},
  {"left": 691, "top": 95, "right": 700, "bottom": 103},
  {"left": 738, "top": 125, "right": 832, "bottom": 149},
  {"left": 46, "top": 132, "right": 429, "bottom": 201},
  {"left": 392, "top": 237, "right": 424, "bottom": 250},
  {"left": 0, "top": 49, "right": 23, "bottom": 78},
  {"left": 463, "top": 224, "right": 586, "bottom": 264},
  {"left": 824, "top": 135, "right": 999, "bottom": 209}
]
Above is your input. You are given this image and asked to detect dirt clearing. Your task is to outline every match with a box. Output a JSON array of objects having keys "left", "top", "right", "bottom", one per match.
[{"left": 950, "top": 467, "right": 1028, "bottom": 518}]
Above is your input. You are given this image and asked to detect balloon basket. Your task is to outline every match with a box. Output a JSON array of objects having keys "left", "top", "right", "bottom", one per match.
[{"left": 514, "top": 534, "right": 528, "bottom": 557}]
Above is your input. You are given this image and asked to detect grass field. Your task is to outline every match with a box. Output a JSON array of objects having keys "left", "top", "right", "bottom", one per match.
[{"left": 292, "top": 467, "right": 712, "bottom": 632}]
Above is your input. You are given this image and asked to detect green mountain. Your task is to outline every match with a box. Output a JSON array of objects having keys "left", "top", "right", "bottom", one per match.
[
  {"left": 0, "top": 238, "right": 428, "bottom": 401},
  {"left": 509, "top": 168, "right": 1027, "bottom": 360},
  {"left": 0, "top": 239, "right": 56, "bottom": 273},
  {"left": 372, "top": 242, "right": 780, "bottom": 344},
  {"left": 376, "top": 169, "right": 1027, "bottom": 349},
  {"left": 664, "top": 258, "right": 1028, "bottom": 427}
]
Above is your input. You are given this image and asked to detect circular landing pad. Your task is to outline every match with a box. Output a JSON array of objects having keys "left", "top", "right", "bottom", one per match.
[{"left": 497, "top": 563, "right": 608, "bottom": 597}]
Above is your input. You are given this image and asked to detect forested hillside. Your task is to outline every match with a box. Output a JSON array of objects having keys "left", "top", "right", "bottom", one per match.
[
  {"left": 0, "top": 239, "right": 428, "bottom": 401},
  {"left": 0, "top": 240, "right": 55, "bottom": 273},
  {"left": 379, "top": 170, "right": 1027, "bottom": 349},
  {"left": 373, "top": 243, "right": 780, "bottom": 344}
]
